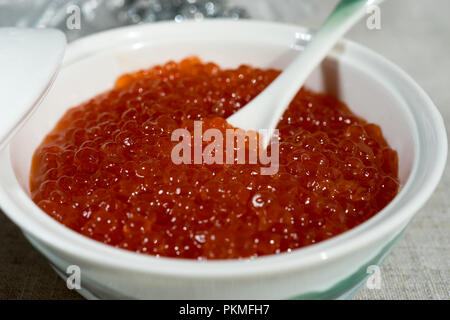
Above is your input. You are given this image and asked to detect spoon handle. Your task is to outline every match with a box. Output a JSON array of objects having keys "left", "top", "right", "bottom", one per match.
[{"left": 227, "top": 0, "right": 381, "bottom": 146}]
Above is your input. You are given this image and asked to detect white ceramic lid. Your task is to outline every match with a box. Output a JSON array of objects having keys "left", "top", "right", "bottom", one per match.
[{"left": 0, "top": 28, "right": 66, "bottom": 149}]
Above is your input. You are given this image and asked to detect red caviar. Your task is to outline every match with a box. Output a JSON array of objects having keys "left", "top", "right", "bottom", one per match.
[{"left": 30, "top": 57, "right": 399, "bottom": 259}]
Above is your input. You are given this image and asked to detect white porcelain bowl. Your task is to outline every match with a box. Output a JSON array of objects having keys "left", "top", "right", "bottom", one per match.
[{"left": 0, "top": 20, "right": 447, "bottom": 299}]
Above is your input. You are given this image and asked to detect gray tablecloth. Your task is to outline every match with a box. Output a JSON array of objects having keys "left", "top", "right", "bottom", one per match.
[{"left": 0, "top": 0, "right": 448, "bottom": 299}]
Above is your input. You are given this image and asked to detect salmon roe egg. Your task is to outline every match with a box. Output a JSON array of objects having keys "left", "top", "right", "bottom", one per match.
[{"left": 30, "top": 57, "right": 399, "bottom": 259}]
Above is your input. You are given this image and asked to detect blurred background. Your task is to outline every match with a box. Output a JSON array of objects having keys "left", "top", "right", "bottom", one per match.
[
  {"left": 0, "top": 0, "right": 449, "bottom": 300},
  {"left": 0, "top": 0, "right": 353, "bottom": 41}
]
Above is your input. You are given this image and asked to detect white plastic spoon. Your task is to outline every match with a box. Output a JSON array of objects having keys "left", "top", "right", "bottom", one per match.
[
  {"left": 227, "top": 0, "right": 383, "bottom": 147},
  {"left": 0, "top": 28, "right": 66, "bottom": 150}
]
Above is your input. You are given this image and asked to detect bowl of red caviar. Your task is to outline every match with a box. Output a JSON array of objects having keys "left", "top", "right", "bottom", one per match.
[{"left": 0, "top": 20, "right": 446, "bottom": 299}]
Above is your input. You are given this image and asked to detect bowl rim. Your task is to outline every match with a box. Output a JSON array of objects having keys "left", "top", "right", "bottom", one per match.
[{"left": 0, "top": 19, "right": 447, "bottom": 278}]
